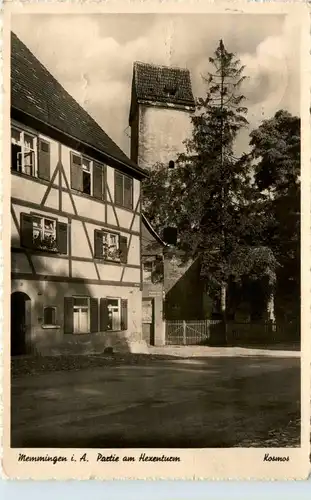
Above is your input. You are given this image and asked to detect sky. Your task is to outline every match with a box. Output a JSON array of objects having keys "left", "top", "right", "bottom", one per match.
[{"left": 12, "top": 13, "right": 300, "bottom": 157}]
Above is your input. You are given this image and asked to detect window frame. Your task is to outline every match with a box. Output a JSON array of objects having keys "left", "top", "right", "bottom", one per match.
[
  {"left": 102, "top": 230, "right": 121, "bottom": 262},
  {"left": 11, "top": 126, "right": 37, "bottom": 177},
  {"left": 143, "top": 260, "right": 154, "bottom": 283},
  {"left": 72, "top": 295, "right": 91, "bottom": 334},
  {"left": 30, "top": 212, "right": 58, "bottom": 253},
  {"left": 114, "top": 170, "right": 133, "bottom": 210},
  {"left": 106, "top": 297, "right": 121, "bottom": 332},
  {"left": 70, "top": 151, "right": 103, "bottom": 198},
  {"left": 42, "top": 306, "right": 59, "bottom": 328}
]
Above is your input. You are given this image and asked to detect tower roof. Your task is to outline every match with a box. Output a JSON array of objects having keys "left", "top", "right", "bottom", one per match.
[
  {"left": 11, "top": 32, "right": 147, "bottom": 179},
  {"left": 132, "top": 61, "right": 195, "bottom": 110}
]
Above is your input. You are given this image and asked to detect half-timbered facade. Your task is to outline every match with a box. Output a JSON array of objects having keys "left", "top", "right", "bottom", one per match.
[{"left": 10, "top": 32, "right": 148, "bottom": 356}]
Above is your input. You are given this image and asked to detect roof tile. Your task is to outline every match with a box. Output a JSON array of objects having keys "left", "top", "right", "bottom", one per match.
[
  {"left": 11, "top": 32, "right": 145, "bottom": 176},
  {"left": 133, "top": 61, "right": 195, "bottom": 108}
]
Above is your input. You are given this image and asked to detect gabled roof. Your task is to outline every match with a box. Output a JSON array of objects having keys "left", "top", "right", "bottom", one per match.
[
  {"left": 11, "top": 32, "right": 147, "bottom": 179},
  {"left": 130, "top": 61, "right": 195, "bottom": 121}
]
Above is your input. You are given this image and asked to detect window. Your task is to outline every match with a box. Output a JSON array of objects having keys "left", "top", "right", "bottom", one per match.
[
  {"left": 11, "top": 128, "right": 36, "bottom": 176},
  {"left": 143, "top": 257, "right": 163, "bottom": 283},
  {"left": 43, "top": 306, "right": 57, "bottom": 326},
  {"left": 11, "top": 127, "right": 51, "bottom": 181},
  {"left": 32, "top": 216, "right": 57, "bottom": 252},
  {"left": 107, "top": 298, "right": 121, "bottom": 331},
  {"left": 73, "top": 297, "right": 90, "bottom": 334},
  {"left": 143, "top": 260, "right": 153, "bottom": 283},
  {"left": 64, "top": 296, "right": 98, "bottom": 334},
  {"left": 115, "top": 171, "right": 133, "bottom": 209},
  {"left": 20, "top": 213, "right": 68, "bottom": 254},
  {"left": 101, "top": 298, "right": 127, "bottom": 332},
  {"left": 102, "top": 231, "right": 120, "bottom": 261},
  {"left": 70, "top": 152, "right": 105, "bottom": 200},
  {"left": 94, "top": 229, "right": 128, "bottom": 263}
]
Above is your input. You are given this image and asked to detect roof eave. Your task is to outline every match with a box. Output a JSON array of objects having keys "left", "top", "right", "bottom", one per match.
[
  {"left": 142, "top": 214, "right": 167, "bottom": 246},
  {"left": 11, "top": 106, "right": 149, "bottom": 180},
  {"left": 137, "top": 98, "right": 195, "bottom": 112}
]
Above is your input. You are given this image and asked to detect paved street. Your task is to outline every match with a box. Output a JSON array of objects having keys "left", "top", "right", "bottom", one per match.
[{"left": 11, "top": 355, "right": 300, "bottom": 448}]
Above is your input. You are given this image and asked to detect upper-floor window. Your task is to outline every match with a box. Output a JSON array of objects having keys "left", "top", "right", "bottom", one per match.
[
  {"left": 115, "top": 171, "right": 133, "bottom": 210},
  {"left": 94, "top": 229, "right": 128, "bottom": 263},
  {"left": 11, "top": 128, "right": 36, "bottom": 176},
  {"left": 32, "top": 216, "right": 57, "bottom": 252},
  {"left": 70, "top": 152, "right": 105, "bottom": 201},
  {"left": 20, "top": 212, "right": 68, "bottom": 254},
  {"left": 11, "top": 127, "right": 51, "bottom": 181}
]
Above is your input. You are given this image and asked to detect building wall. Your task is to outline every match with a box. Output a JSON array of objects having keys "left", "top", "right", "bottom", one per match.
[
  {"left": 135, "top": 104, "right": 193, "bottom": 170},
  {"left": 11, "top": 118, "right": 145, "bottom": 354},
  {"left": 141, "top": 220, "right": 165, "bottom": 345},
  {"left": 163, "top": 253, "right": 209, "bottom": 321},
  {"left": 11, "top": 279, "right": 142, "bottom": 355}
]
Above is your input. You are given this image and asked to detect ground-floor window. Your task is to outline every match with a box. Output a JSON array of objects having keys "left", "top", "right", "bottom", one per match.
[
  {"left": 43, "top": 306, "right": 57, "bottom": 326},
  {"left": 73, "top": 297, "right": 90, "bottom": 334},
  {"left": 107, "top": 298, "right": 121, "bottom": 331},
  {"left": 63, "top": 296, "right": 128, "bottom": 334}
]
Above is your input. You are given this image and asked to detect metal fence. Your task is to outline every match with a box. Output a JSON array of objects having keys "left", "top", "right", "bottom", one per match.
[{"left": 165, "top": 319, "right": 300, "bottom": 346}]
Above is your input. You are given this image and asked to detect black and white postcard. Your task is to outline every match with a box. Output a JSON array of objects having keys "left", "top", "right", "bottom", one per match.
[{"left": 1, "top": 0, "right": 310, "bottom": 480}]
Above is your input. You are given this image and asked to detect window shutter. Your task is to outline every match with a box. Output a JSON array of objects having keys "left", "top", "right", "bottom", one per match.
[
  {"left": 119, "top": 235, "right": 128, "bottom": 263},
  {"left": 93, "top": 162, "right": 104, "bottom": 200},
  {"left": 121, "top": 299, "right": 128, "bottom": 330},
  {"left": 94, "top": 230, "right": 103, "bottom": 258},
  {"left": 115, "top": 171, "right": 123, "bottom": 205},
  {"left": 64, "top": 297, "right": 74, "bottom": 334},
  {"left": 57, "top": 222, "right": 68, "bottom": 254},
  {"left": 100, "top": 298, "right": 109, "bottom": 331},
  {"left": 20, "top": 213, "right": 34, "bottom": 248},
  {"left": 123, "top": 176, "right": 133, "bottom": 209},
  {"left": 70, "top": 153, "right": 83, "bottom": 191},
  {"left": 38, "top": 139, "right": 51, "bottom": 181},
  {"left": 90, "top": 298, "right": 99, "bottom": 333}
]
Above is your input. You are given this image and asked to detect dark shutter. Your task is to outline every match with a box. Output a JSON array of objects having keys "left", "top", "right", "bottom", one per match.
[
  {"left": 123, "top": 176, "right": 133, "bottom": 209},
  {"left": 119, "top": 235, "right": 128, "bottom": 263},
  {"left": 64, "top": 297, "right": 74, "bottom": 334},
  {"left": 100, "top": 298, "right": 109, "bottom": 331},
  {"left": 121, "top": 299, "right": 128, "bottom": 330},
  {"left": 115, "top": 171, "right": 123, "bottom": 205},
  {"left": 57, "top": 222, "right": 68, "bottom": 254},
  {"left": 20, "top": 213, "right": 34, "bottom": 248},
  {"left": 93, "top": 162, "right": 104, "bottom": 200},
  {"left": 38, "top": 139, "right": 51, "bottom": 181},
  {"left": 90, "top": 298, "right": 99, "bottom": 333},
  {"left": 70, "top": 153, "right": 83, "bottom": 191},
  {"left": 94, "top": 230, "right": 103, "bottom": 258}
]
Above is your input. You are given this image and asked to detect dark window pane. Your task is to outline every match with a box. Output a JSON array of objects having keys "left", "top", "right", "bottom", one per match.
[
  {"left": 115, "top": 172, "right": 123, "bottom": 205},
  {"left": 44, "top": 307, "right": 56, "bottom": 325},
  {"left": 123, "top": 176, "right": 133, "bottom": 209},
  {"left": 83, "top": 171, "right": 91, "bottom": 195},
  {"left": 74, "top": 297, "right": 89, "bottom": 307},
  {"left": 72, "top": 154, "right": 82, "bottom": 165},
  {"left": 11, "top": 144, "right": 21, "bottom": 171}
]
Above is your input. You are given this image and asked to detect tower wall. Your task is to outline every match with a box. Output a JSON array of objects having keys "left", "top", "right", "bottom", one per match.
[{"left": 133, "top": 104, "right": 193, "bottom": 171}]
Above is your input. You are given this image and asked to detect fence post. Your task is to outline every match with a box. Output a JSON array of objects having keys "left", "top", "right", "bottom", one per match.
[{"left": 182, "top": 320, "right": 187, "bottom": 345}]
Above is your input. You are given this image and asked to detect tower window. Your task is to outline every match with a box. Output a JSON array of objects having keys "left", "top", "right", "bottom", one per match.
[
  {"left": 168, "top": 160, "right": 175, "bottom": 169},
  {"left": 164, "top": 85, "right": 177, "bottom": 96}
]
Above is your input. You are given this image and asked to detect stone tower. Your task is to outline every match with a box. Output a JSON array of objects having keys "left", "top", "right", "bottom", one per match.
[{"left": 129, "top": 61, "right": 195, "bottom": 170}]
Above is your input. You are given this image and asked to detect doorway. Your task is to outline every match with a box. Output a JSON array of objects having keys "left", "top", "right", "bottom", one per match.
[
  {"left": 11, "top": 291, "right": 31, "bottom": 356},
  {"left": 142, "top": 298, "right": 155, "bottom": 345}
]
